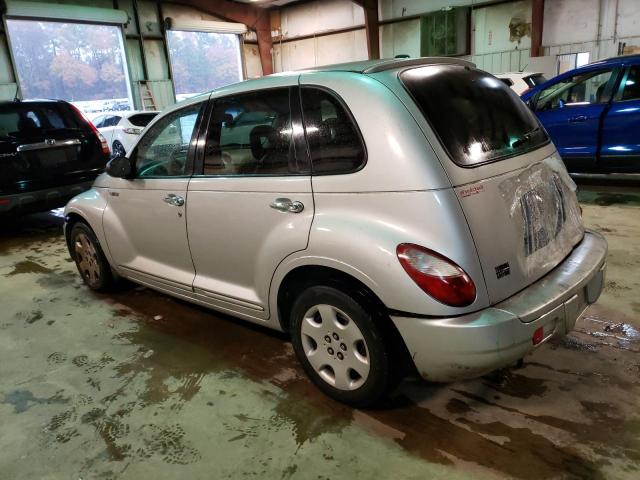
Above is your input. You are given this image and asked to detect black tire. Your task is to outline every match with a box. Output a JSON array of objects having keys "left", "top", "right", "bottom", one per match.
[
  {"left": 290, "top": 285, "right": 393, "bottom": 407},
  {"left": 111, "top": 140, "right": 126, "bottom": 159},
  {"left": 69, "top": 222, "right": 115, "bottom": 292}
]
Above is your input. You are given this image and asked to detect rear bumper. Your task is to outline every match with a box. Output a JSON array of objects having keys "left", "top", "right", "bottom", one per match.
[
  {"left": 391, "top": 230, "right": 607, "bottom": 382},
  {"left": 0, "top": 181, "right": 95, "bottom": 216}
]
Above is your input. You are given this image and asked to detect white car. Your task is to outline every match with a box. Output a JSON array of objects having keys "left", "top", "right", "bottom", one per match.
[
  {"left": 496, "top": 71, "right": 548, "bottom": 95},
  {"left": 93, "top": 111, "right": 158, "bottom": 157}
]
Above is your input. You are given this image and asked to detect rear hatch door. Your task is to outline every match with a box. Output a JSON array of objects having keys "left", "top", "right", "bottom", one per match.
[
  {"left": 394, "top": 64, "right": 585, "bottom": 305},
  {"left": 0, "top": 102, "right": 106, "bottom": 194}
]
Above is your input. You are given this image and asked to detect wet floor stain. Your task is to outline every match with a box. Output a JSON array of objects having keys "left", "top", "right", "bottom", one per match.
[
  {"left": 2, "top": 389, "right": 67, "bottom": 414},
  {"left": 5, "top": 260, "right": 52, "bottom": 276},
  {"left": 577, "top": 190, "right": 640, "bottom": 207},
  {"left": 2, "top": 202, "right": 640, "bottom": 479}
]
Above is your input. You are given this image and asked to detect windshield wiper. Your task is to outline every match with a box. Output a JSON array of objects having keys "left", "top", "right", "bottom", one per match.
[{"left": 511, "top": 127, "right": 541, "bottom": 149}]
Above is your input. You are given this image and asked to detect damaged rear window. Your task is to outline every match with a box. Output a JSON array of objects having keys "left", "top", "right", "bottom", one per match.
[{"left": 400, "top": 65, "right": 549, "bottom": 167}]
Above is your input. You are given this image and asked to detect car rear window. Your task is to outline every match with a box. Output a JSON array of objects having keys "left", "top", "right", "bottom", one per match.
[
  {"left": 400, "top": 65, "right": 549, "bottom": 167},
  {"left": 525, "top": 73, "right": 548, "bottom": 87},
  {"left": 0, "top": 102, "right": 82, "bottom": 139},
  {"left": 128, "top": 113, "right": 158, "bottom": 127}
]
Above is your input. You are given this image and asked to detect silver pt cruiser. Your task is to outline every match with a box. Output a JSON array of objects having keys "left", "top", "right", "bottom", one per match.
[{"left": 64, "top": 57, "right": 607, "bottom": 406}]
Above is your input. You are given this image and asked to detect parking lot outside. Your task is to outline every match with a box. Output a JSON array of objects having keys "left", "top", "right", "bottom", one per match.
[{"left": 0, "top": 181, "right": 638, "bottom": 479}]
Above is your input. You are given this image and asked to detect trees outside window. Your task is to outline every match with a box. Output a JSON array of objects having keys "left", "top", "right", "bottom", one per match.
[{"left": 7, "top": 19, "right": 132, "bottom": 113}]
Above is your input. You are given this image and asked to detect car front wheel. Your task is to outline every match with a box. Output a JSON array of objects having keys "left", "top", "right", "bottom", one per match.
[
  {"left": 290, "top": 285, "right": 393, "bottom": 407},
  {"left": 70, "top": 222, "right": 114, "bottom": 292}
]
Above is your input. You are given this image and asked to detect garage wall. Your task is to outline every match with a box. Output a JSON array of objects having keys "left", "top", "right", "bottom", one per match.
[
  {"left": 0, "top": 0, "right": 260, "bottom": 106},
  {"left": 272, "top": 0, "right": 367, "bottom": 71},
  {"left": 275, "top": 0, "right": 640, "bottom": 76},
  {"left": 272, "top": 0, "right": 536, "bottom": 74}
]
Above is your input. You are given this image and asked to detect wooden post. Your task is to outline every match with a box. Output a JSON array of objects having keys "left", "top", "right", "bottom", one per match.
[{"left": 531, "top": 0, "right": 544, "bottom": 57}]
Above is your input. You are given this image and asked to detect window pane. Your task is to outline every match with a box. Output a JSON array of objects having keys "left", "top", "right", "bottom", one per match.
[
  {"left": 537, "top": 70, "right": 613, "bottom": 110},
  {"left": 167, "top": 30, "right": 243, "bottom": 100},
  {"left": 301, "top": 88, "right": 365, "bottom": 174},
  {"left": 128, "top": 113, "right": 158, "bottom": 127},
  {"left": 6, "top": 20, "right": 132, "bottom": 115},
  {"left": 203, "top": 89, "right": 300, "bottom": 176},
  {"left": 401, "top": 66, "right": 548, "bottom": 167},
  {"left": 621, "top": 66, "right": 640, "bottom": 101},
  {"left": 134, "top": 104, "right": 201, "bottom": 177},
  {"left": 0, "top": 103, "right": 81, "bottom": 140}
]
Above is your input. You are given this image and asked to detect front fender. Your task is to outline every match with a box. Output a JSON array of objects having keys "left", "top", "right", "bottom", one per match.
[{"left": 64, "top": 187, "right": 113, "bottom": 265}]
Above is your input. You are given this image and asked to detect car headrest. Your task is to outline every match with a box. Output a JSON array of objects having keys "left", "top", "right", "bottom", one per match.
[{"left": 250, "top": 124, "right": 277, "bottom": 160}]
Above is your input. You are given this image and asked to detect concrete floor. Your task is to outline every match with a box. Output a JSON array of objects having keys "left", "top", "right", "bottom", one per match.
[{"left": 1, "top": 184, "right": 639, "bottom": 480}]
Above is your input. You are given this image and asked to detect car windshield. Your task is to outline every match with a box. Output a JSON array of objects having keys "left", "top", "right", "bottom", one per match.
[
  {"left": 128, "top": 113, "right": 158, "bottom": 127},
  {"left": 0, "top": 102, "right": 81, "bottom": 140},
  {"left": 400, "top": 65, "right": 549, "bottom": 167}
]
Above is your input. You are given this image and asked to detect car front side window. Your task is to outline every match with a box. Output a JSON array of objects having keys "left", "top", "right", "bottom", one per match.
[
  {"left": 132, "top": 103, "right": 202, "bottom": 178},
  {"left": 536, "top": 69, "right": 614, "bottom": 111}
]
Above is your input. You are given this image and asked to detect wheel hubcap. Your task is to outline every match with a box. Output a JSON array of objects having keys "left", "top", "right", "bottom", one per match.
[
  {"left": 300, "top": 304, "right": 370, "bottom": 391},
  {"left": 74, "top": 233, "right": 100, "bottom": 285}
]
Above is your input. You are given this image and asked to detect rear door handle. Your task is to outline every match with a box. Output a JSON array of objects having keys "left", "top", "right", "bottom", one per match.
[
  {"left": 569, "top": 115, "right": 588, "bottom": 123},
  {"left": 270, "top": 198, "right": 304, "bottom": 213},
  {"left": 163, "top": 193, "right": 185, "bottom": 207}
]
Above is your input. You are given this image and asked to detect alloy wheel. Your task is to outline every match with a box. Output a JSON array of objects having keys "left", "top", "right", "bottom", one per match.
[
  {"left": 74, "top": 232, "right": 101, "bottom": 286},
  {"left": 300, "top": 304, "right": 370, "bottom": 390}
]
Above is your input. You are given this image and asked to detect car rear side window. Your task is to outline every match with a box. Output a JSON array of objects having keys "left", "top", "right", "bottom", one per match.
[
  {"left": 618, "top": 66, "right": 640, "bottom": 101},
  {"left": 300, "top": 87, "right": 365, "bottom": 174},
  {"left": 202, "top": 88, "right": 306, "bottom": 176},
  {"left": 400, "top": 65, "right": 549, "bottom": 167},
  {"left": 128, "top": 113, "right": 158, "bottom": 127}
]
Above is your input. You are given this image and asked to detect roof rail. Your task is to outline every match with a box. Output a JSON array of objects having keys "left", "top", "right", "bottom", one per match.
[{"left": 363, "top": 56, "right": 475, "bottom": 74}]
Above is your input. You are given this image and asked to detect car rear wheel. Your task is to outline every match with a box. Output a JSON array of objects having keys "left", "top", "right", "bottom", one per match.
[
  {"left": 70, "top": 222, "right": 114, "bottom": 292},
  {"left": 111, "top": 140, "right": 126, "bottom": 159},
  {"left": 290, "top": 285, "right": 393, "bottom": 407}
]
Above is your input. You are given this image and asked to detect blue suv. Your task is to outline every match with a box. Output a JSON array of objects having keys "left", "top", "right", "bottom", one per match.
[{"left": 521, "top": 55, "right": 640, "bottom": 173}]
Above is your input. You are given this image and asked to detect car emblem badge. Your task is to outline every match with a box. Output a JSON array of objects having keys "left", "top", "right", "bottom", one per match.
[
  {"left": 45, "top": 138, "right": 56, "bottom": 146},
  {"left": 495, "top": 262, "right": 511, "bottom": 279}
]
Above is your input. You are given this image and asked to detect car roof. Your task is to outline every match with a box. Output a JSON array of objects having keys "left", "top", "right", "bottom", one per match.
[
  {"left": 295, "top": 56, "right": 474, "bottom": 74},
  {"left": 161, "top": 56, "right": 476, "bottom": 117},
  {"left": 585, "top": 53, "right": 640, "bottom": 68},
  {"left": 0, "top": 99, "right": 68, "bottom": 106}
]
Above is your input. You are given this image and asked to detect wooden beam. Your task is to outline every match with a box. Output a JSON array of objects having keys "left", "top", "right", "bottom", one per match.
[
  {"left": 351, "top": 0, "right": 379, "bottom": 59},
  {"left": 531, "top": 0, "right": 544, "bottom": 57},
  {"left": 167, "top": 0, "right": 274, "bottom": 75}
]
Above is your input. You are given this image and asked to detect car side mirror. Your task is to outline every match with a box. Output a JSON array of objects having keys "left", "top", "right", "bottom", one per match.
[{"left": 106, "top": 156, "right": 133, "bottom": 178}]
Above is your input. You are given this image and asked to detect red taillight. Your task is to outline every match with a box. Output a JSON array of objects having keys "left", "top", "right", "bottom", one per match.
[
  {"left": 532, "top": 327, "right": 544, "bottom": 345},
  {"left": 396, "top": 244, "right": 476, "bottom": 307},
  {"left": 69, "top": 103, "right": 110, "bottom": 155}
]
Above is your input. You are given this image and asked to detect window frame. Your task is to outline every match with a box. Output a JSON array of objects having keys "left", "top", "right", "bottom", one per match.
[
  {"left": 533, "top": 66, "right": 622, "bottom": 111},
  {"left": 193, "top": 86, "right": 310, "bottom": 177},
  {"left": 298, "top": 85, "right": 368, "bottom": 176},
  {"left": 127, "top": 101, "right": 206, "bottom": 179},
  {"left": 613, "top": 64, "right": 640, "bottom": 103}
]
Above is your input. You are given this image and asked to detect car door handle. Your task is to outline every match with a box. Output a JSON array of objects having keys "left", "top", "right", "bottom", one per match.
[
  {"left": 163, "top": 194, "right": 185, "bottom": 207},
  {"left": 569, "top": 115, "right": 588, "bottom": 123},
  {"left": 270, "top": 198, "right": 304, "bottom": 213}
]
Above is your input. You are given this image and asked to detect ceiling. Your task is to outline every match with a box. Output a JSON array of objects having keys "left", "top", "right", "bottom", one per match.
[{"left": 232, "top": 0, "right": 303, "bottom": 7}]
